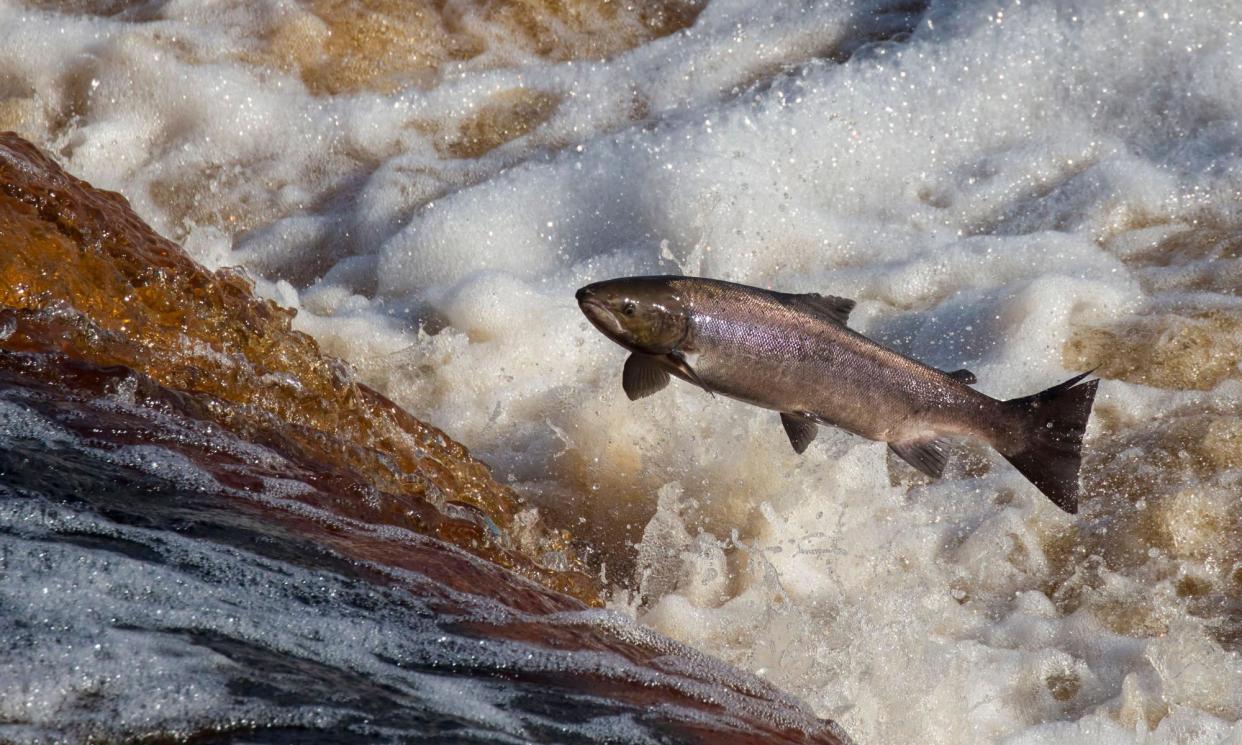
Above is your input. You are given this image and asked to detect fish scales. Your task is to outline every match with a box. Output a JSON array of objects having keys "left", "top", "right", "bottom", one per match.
[
  {"left": 577, "top": 275, "right": 1098, "bottom": 512},
  {"left": 674, "top": 278, "right": 1006, "bottom": 444}
]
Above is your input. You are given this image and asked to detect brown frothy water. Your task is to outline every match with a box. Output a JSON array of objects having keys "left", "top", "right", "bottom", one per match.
[
  {"left": 1051, "top": 223, "right": 1242, "bottom": 655},
  {"left": 439, "top": 87, "right": 562, "bottom": 159},
  {"left": 0, "top": 352, "right": 850, "bottom": 743},
  {"left": 0, "top": 130, "right": 595, "bottom": 601},
  {"left": 1069, "top": 310, "right": 1242, "bottom": 390},
  {"left": 262, "top": 0, "right": 706, "bottom": 95},
  {"left": 1068, "top": 224, "right": 1242, "bottom": 390},
  {"left": 3, "top": 0, "right": 707, "bottom": 247},
  {"left": 0, "top": 131, "right": 854, "bottom": 743}
]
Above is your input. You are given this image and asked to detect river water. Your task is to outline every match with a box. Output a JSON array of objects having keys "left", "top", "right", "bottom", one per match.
[{"left": 2, "top": 0, "right": 1242, "bottom": 743}]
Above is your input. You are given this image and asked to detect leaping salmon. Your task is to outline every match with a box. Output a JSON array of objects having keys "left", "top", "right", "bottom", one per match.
[{"left": 575, "top": 276, "right": 1098, "bottom": 513}]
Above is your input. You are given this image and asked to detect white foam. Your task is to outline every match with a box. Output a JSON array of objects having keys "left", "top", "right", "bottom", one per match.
[{"left": 5, "top": 0, "right": 1242, "bottom": 741}]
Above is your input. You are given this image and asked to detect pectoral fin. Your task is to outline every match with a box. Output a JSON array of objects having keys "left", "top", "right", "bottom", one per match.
[
  {"left": 623, "top": 354, "right": 670, "bottom": 400},
  {"left": 780, "top": 413, "right": 818, "bottom": 454},
  {"left": 889, "top": 438, "right": 948, "bottom": 478},
  {"left": 945, "top": 368, "right": 977, "bottom": 384},
  {"left": 668, "top": 352, "right": 715, "bottom": 397}
]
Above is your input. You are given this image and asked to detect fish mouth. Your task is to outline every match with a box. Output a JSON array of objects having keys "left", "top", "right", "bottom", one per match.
[{"left": 576, "top": 289, "right": 625, "bottom": 339}]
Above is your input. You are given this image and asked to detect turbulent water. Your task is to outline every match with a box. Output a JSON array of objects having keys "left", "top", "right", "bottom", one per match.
[
  {"left": 0, "top": 134, "right": 846, "bottom": 743},
  {"left": 3, "top": 0, "right": 1242, "bottom": 742}
]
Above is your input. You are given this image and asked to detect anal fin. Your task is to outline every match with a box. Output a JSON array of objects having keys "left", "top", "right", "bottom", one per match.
[
  {"left": 780, "top": 413, "right": 818, "bottom": 454},
  {"left": 889, "top": 438, "right": 948, "bottom": 478},
  {"left": 623, "top": 354, "right": 670, "bottom": 400}
]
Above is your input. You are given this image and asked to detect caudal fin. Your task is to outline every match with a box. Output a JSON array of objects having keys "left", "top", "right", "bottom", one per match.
[{"left": 1002, "top": 372, "right": 1099, "bottom": 514}]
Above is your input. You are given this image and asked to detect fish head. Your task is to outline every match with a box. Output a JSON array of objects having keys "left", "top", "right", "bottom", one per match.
[{"left": 576, "top": 277, "right": 690, "bottom": 354}]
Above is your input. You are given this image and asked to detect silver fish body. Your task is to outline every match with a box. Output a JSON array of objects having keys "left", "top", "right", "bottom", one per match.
[
  {"left": 675, "top": 280, "right": 1015, "bottom": 444},
  {"left": 576, "top": 276, "right": 1098, "bottom": 513}
]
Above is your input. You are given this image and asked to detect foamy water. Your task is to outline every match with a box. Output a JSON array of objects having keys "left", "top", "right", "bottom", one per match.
[{"left": 4, "top": 0, "right": 1242, "bottom": 742}]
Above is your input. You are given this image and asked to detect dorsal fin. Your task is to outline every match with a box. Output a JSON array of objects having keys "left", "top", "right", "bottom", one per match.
[
  {"left": 783, "top": 292, "right": 856, "bottom": 325},
  {"left": 945, "top": 368, "right": 977, "bottom": 385}
]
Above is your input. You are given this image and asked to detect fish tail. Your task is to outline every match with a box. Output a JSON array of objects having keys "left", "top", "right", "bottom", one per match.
[{"left": 1000, "top": 371, "right": 1099, "bottom": 514}]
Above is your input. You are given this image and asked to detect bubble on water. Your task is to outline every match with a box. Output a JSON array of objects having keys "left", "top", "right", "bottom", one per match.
[{"left": 7, "top": 0, "right": 1242, "bottom": 741}]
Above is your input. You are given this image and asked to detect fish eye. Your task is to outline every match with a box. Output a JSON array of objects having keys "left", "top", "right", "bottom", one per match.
[{"left": 622, "top": 302, "right": 637, "bottom": 316}]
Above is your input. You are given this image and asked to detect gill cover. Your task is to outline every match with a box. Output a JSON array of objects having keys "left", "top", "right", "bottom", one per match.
[{"left": 576, "top": 278, "right": 691, "bottom": 355}]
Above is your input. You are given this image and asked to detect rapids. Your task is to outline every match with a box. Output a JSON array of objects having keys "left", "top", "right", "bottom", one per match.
[
  {"left": 3, "top": 0, "right": 1242, "bottom": 742},
  {"left": 0, "top": 132, "right": 847, "bottom": 743}
]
